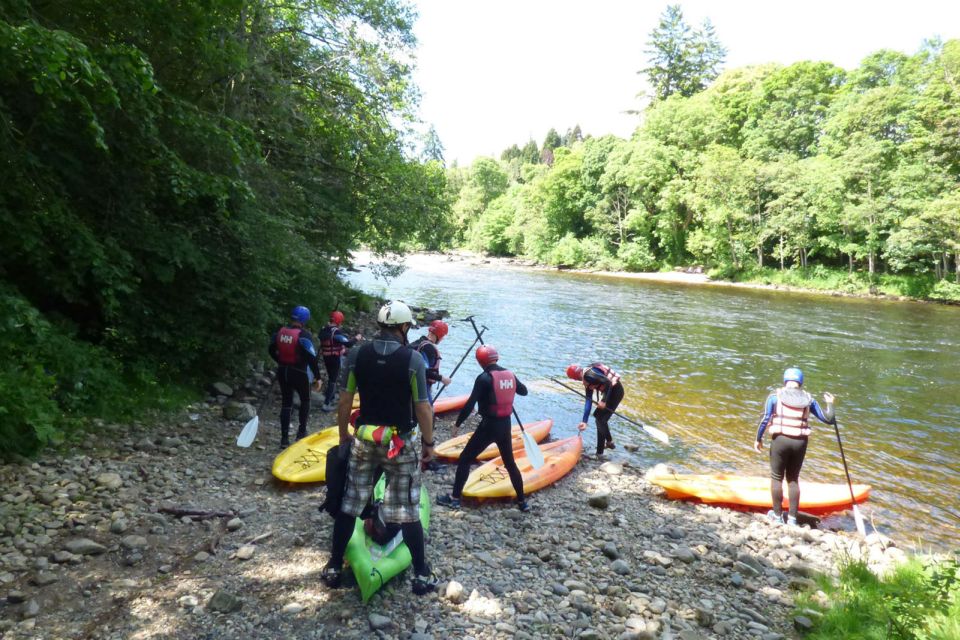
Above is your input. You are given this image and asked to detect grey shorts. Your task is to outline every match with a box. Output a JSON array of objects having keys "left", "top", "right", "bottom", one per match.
[{"left": 340, "top": 438, "right": 422, "bottom": 524}]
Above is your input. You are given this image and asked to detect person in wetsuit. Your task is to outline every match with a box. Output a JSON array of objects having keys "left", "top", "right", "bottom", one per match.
[
  {"left": 436, "top": 345, "right": 530, "bottom": 512},
  {"left": 318, "top": 311, "right": 361, "bottom": 411},
  {"left": 321, "top": 300, "right": 438, "bottom": 596},
  {"left": 409, "top": 320, "right": 452, "bottom": 400},
  {"left": 268, "top": 305, "right": 322, "bottom": 447},
  {"left": 567, "top": 362, "right": 624, "bottom": 457},
  {"left": 754, "top": 367, "right": 835, "bottom": 526}
]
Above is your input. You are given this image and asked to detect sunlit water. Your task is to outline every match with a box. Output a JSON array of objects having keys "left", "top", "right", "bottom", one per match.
[{"left": 345, "top": 254, "right": 960, "bottom": 551}]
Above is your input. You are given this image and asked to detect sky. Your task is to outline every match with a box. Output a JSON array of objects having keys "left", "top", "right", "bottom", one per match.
[{"left": 410, "top": 0, "right": 960, "bottom": 166}]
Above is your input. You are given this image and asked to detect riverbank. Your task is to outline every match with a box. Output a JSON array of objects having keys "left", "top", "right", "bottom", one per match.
[
  {"left": 0, "top": 312, "right": 912, "bottom": 639},
  {"left": 420, "top": 250, "right": 959, "bottom": 305}
]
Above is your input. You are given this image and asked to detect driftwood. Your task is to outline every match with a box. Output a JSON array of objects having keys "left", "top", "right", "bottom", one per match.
[
  {"left": 158, "top": 506, "right": 236, "bottom": 520},
  {"left": 244, "top": 530, "right": 274, "bottom": 545}
]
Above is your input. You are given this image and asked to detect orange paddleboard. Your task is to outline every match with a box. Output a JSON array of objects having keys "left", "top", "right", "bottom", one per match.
[
  {"left": 462, "top": 435, "right": 583, "bottom": 499},
  {"left": 352, "top": 393, "right": 469, "bottom": 415},
  {"left": 648, "top": 473, "right": 871, "bottom": 515},
  {"left": 434, "top": 420, "right": 553, "bottom": 461}
]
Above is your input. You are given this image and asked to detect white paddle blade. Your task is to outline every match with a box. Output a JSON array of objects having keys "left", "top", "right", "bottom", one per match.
[
  {"left": 522, "top": 431, "right": 545, "bottom": 469},
  {"left": 643, "top": 424, "right": 670, "bottom": 445},
  {"left": 853, "top": 504, "right": 867, "bottom": 536},
  {"left": 237, "top": 416, "right": 259, "bottom": 448}
]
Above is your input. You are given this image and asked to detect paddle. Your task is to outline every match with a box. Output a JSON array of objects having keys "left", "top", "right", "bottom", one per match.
[
  {"left": 237, "top": 378, "right": 277, "bottom": 448},
  {"left": 464, "top": 316, "right": 545, "bottom": 470},
  {"left": 549, "top": 377, "right": 670, "bottom": 445},
  {"left": 433, "top": 325, "right": 488, "bottom": 402},
  {"left": 831, "top": 417, "right": 867, "bottom": 536}
]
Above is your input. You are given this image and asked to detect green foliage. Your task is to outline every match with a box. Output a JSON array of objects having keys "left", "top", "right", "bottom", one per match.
[
  {"left": 796, "top": 554, "right": 960, "bottom": 640},
  {"left": 0, "top": 0, "right": 448, "bottom": 454},
  {"left": 642, "top": 4, "right": 727, "bottom": 101}
]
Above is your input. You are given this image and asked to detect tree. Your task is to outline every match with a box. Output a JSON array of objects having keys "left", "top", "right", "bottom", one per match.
[
  {"left": 421, "top": 125, "right": 445, "bottom": 164},
  {"left": 641, "top": 5, "right": 726, "bottom": 101}
]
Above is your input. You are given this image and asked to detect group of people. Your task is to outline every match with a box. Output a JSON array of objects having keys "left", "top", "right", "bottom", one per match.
[{"left": 268, "top": 300, "right": 835, "bottom": 596}]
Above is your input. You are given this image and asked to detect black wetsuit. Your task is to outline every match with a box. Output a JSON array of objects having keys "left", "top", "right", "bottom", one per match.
[
  {"left": 451, "top": 365, "right": 527, "bottom": 500},
  {"left": 318, "top": 324, "right": 356, "bottom": 406},
  {"left": 410, "top": 336, "right": 443, "bottom": 400},
  {"left": 268, "top": 325, "right": 321, "bottom": 444},
  {"left": 581, "top": 366, "right": 624, "bottom": 455}
]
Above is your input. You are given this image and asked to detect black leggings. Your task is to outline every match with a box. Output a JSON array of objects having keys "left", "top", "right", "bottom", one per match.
[
  {"left": 452, "top": 418, "right": 525, "bottom": 501},
  {"left": 592, "top": 383, "right": 624, "bottom": 455},
  {"left": 769, "top": 434, "right": 808, "bottom": 518},
  {"left": 322, "top": 356, "right": 340, "bottom": 405},
  {"left": 278, "top": 366, "right": 311, "bottom": 439}
]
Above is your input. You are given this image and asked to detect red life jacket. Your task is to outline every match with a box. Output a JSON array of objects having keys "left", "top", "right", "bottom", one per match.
[
  {"left": 488, "top": 369, "right": 517, "bottom": 418},
  {"left": 585, "top": 363, "right": 620, "bottom": 390},
  {"left": 320, "top": 324, "right": 345, "bottom": 357},
  {"left": 769, "top": 387, "right": 812, "bottom": 437},
  {"left": 276, "top": 327, "right": 301, "bottom": 365}
]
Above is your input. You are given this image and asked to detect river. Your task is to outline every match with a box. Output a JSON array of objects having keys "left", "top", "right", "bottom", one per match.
[{"left": 344, "top": 253, "right": 960, "bottom": 551}]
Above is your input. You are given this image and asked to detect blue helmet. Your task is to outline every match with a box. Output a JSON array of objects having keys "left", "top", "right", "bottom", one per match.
[
  {"left": 783, "top": 367, "right": 804, "bottom": 385},
  {"left": 291, "top": 305, "right": 310, "bottom": 324}
]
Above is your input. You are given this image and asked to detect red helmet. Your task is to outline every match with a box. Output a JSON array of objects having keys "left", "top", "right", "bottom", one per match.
[
  {"left": 476, "top": 345, "right": 499, "bottom": 367},
  {"left": 566, "top": 364, "right": 583, "bottom": 380},
  {"left": 428, "top": 320, "right": 449, "bottom": 340},
  {"left": 330, "top": 311, "right": 345, "bottom": 326}
]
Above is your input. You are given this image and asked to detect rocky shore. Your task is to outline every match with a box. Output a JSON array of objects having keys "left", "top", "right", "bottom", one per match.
[{"left": 0, "top": 312, "right": 907, "bottom": 640}]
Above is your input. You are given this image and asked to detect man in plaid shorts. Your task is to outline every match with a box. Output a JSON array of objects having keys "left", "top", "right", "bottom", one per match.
[{"left": 321, "top": 300, "right": 438, "bottom": 595}]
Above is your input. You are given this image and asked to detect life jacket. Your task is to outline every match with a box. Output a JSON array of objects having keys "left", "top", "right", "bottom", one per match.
[
  {"left": 354, "top": 341, "right": 415, "bottom": 432},
  {"left": 584, "top": 363, "right": 620, "bottom": 391},
  {"left": 485, "top": 369, "right": 517, "bottom": 418},
  {"left": 319, "top": 324, "right": 346, "bottom": 358},
  {"left": 769, "top": 387, "right": 813, "bottom": 437},
  {"left": 410, "top": 336, "right": 440, "bottom": 368},
  {"left": 276, "top": 326, "right": 302, "bottom": 366}
]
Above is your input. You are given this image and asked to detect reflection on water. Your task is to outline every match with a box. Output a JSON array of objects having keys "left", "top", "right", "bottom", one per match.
[{"left": 345, "top": 254, "right": 960, "bottom": 551}]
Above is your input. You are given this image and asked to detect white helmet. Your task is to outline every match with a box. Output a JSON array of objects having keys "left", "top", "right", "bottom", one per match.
[{"left": 377, "top": 300, "right": 414, "bottom": 327}]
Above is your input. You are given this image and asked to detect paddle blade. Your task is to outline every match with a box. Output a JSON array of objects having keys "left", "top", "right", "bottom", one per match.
[
  {"left": 643, "top": 424, "right": 670, "bottom": 445},
  {"left": 852, "top": 504, "right": 867, "bottom": 536},
  {"left": 522, "top": 431, "right": 545, "bottom": 469},
  {"left": 237, "top": 416, "right": 259, "bottom": 448}
]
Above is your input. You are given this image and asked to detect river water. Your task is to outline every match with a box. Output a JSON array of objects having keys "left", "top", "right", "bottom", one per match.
[{"left": 344, "top": 254, "right": 960, "bottom": 551}]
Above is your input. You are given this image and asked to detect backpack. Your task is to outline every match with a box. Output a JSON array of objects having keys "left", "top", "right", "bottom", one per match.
[{"left": 319, "top": 441, "right": 352, "bottom": 517}]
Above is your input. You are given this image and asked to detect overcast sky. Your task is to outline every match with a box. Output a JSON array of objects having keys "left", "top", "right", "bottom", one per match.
[{"left": 410, "top": 0, "right": 960, "bottom": 165}]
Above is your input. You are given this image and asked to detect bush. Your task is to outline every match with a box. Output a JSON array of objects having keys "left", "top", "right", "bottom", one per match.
[
  {"left": 928, "top": 279, "right": 960, "bottom": 303},
  {"left": 617, "top": 242, "right": 658, "bottom": 272}
]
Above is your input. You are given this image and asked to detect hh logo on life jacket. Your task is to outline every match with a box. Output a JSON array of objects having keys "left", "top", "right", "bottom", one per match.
[
  {"left": 498, "top": 379, "right": 514, "bottom": 390},
  {"left": 279, "top": 334, "right": 295, "bottom": 344}
]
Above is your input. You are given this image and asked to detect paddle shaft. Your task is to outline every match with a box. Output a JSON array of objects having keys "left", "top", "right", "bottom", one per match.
[
  {"left": 831, "top": 419, "right": 862, "bottom": 514},
  {"left": 433, "top": 327, "right": 487, "bottom": 402},
  {"left": 464, "top": 317, "right": 527, "bottom": 433},
  {"left": 550, "top": 377, "right": 655, "bottom": 434}
]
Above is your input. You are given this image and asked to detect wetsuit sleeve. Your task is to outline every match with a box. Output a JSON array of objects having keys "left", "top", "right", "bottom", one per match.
[
  {"left": 333, "top": 328, "right": 355, "bottom": 348},
  {"left": 455, "top": 373, "right": 486, "bottom": 427},
  {"left": 298, "top": 332, "right": 321, "bottom": 379},
  {"left": 581, "top": 388, "right": 593, "bottom": 423},
  {"left": 810, "top": 399, "right": 835, "bottom": 424},
  {"left": 407, "top": 350, "right": 429, "bottom": 403},
  {"left": 755, "top": 394, "right": 777, "bottom": 441},
  {"left": 515, "top": 375, "right": 528, "bottom": 397},
  {"left": 340, "top": 346, "right": 360, "bottom": 392},
  {"left": 268, "top": 332, "right": 279, "bottom": 363}
]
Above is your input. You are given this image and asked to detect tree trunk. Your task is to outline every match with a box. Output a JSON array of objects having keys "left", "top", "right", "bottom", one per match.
[
  {"left": 757, "top": 244, "right": 763, "bottom": 268},
  {"left": 779, "top": 235, "right": 785, "bottom": 270},
  {"left": 849, "top": 253, "right": 854, "bottom": 273},
  {"left": 868, "top": 251, "right": 875, "bottom": 275},
  {"left": 726, "top": 215, "right": 739, "bottom": 269},
  {"left": 800, "top": 247, "right": 807, "bottom": 269},
  {"left": 934, "top": 252, "right": 942, "bottom": 280},
  {"left": 956, "top": 252, "right": 960, "bottom": 283}
]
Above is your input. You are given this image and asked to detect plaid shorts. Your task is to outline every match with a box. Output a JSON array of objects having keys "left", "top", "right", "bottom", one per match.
[{"left": 340, "top": 438, "right": 422, "bottom": 524}]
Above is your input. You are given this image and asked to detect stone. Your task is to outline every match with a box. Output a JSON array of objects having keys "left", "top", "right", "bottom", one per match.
[
  {"left": 194, "top": 552, "right": 210, "bottom": 563},
  {"left": 96, "top": 473, "right": 123, "bottom": 490},
  {"left": 445, "top": 580, "right": 467, "bottom": 604},
  {"left": 64, "top": 538, "right": 107, "bottom": 555},
  {"left": 7, "top": 590, "right": 27, "bottom": 604},
  {"left": 602, "top": 542, "right": 620, "bottom": 560},
  {"left": 110, "top": 519, "right": 129, "bottom": 534},
  {"left": 226, "top": 518, "right": 243, "bottom": 532},
  {"left": 235, "top": 545, "right": 255, "bottom": 560},
  {"left": 674, "top": 547, "right": 697, "bottom": 563},
  {"left": 179, "top": 595, "right": 199, "bottom": 608},
  {"left": 32, "top": 572, "right": 59, "bottom": 587},
  {"left": 222, "top": 401, "right": 256, "bottom": 421},
  {"left": 208, "top": 590, "right": 242, "bottom": 613},
  {"left": 23, "top": 598, "right": 40, "bottom": 619},
  {"left": 282, "top": 603, "right": 305, "bottom": 614},
  {"left": 368, "top": 613, "right": 391, "bottom": 630},
  {"left": 50, "top": 551, "right": 75, "bottom": 564},
  {"left": 600, "top": 461, "right": 623, "bottom": 475},
  {"left": 212, "top": 382, "right": 234, "bottom": 397},
  {"left": 793, "top": 616, "right": 814, "bottom": 632},
  {"left": 611, "top": 559, "right": 631, "bottom": 575},
  {"left": 120, "top": 535, "right": 148, "bottom": 550},
  {"left": 588, "top": 491, "right": 610, "bottom": 510}
]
